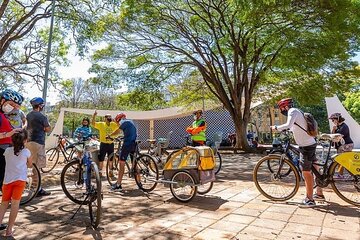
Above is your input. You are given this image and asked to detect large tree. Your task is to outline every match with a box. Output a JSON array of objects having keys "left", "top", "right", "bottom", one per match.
[{"left": 88, "top": 0, "right": 360, "bottom": 150}]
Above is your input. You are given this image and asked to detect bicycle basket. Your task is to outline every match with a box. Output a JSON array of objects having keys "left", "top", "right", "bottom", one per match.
[{"left": 334, "top": 151, "right": 360, "bottom": 175}]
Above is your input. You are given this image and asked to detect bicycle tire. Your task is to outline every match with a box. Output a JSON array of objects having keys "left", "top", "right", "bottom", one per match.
[
  {"left": 197, "top": 181, "right": 213, "bottom": 195},
  {"left": 61, "top": 159, "right": 87, "bottom": 205},
  {"left": 170, "top": 170, "right": 197, "bottom": 202},
  {"left": 253, "top": 155, "right": 300, "bottom": 201},
  {"left": 329, "top": 162, "right": 360, "bottom": 206},
  {"left": 266, "top": 152, "right": 292, "bottom": 177},
  {"left": 106, "top": 155, "right": 130, "bottom": 186},
  {"left": 134, "top": 154, "right": 159, "bottom": 192},
  {"left": 41, "top": 148, "right": 60, "bottom": 173},
  {"left": 20, "top": 164, "right": 41, "bottom": 205},
  {"left": 88, "top": 162, "right": 102, "bottom": 228},
  {"left": 214, "top": 151, "right": 222, "bottom": 175}
]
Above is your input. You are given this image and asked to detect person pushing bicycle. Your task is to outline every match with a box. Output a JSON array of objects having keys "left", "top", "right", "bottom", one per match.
[
  {"left": 271, "top": 98, "right": 317, "bottom": 207},
  {"left": 186, "top": 109, "right": 206, "bottom": 146}
]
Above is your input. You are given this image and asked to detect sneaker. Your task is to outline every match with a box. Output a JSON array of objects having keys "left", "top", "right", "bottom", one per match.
[
  {"left": 111, "top": 183, "right": 122, "bottom": 192},
  {"left": 313, "top": 193, "right": 325, "bottom": 201},
  {"left": 0, "top": 223, "right": 7, "bottom": 230},
  {"left": 109, "top": 170, "right": 114, "bottom": 178},
  {"left": 300, "top": 198, "right": 316, "bottom": 208},
  {"left": 36, "top": 189, "right": 51, "bottom": 197}
]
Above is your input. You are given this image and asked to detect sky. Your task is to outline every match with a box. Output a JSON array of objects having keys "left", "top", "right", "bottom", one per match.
[{"left": 24, "top": 52, "right": 360, "bottom": 106}]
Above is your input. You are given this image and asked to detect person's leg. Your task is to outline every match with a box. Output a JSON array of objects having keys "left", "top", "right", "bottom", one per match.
[
  {"left": 300, "top": 144, "right": 317, "bottom": 206},
  {"left": 104, "top": 143, "right": 114, "bottom": 175},
  {"left": 0, "top": 184, "right": 11, "bottom": 226},
  {"left": 303, "top": 170, "right": 314, "bottom": 200},
  {"left": 98, "top": 143, "right": 107, "bottom": 174},
  {"left": 6, "top": 181, "right": 25, "bottom": 235}
]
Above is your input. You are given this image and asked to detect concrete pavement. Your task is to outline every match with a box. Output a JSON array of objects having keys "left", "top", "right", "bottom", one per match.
[{"left": 3, "top": 153, "right": 359, "bottom": 240}]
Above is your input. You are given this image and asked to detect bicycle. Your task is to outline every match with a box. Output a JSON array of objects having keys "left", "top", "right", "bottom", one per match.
[
  {"left": 147, "top": 131, "right": 172, "bottom": 168},
  {"left": 60, "top": 139, "right": 102, "bottom": 228},
  {"left": 106, "top": 139, "right": 159, "bottom": 192},
  {"left": 183, "top": 134, "right": 222, "bottom": 175},
  {"left": 253, "top": 132, "right": 360, "bottom": 206},
  {"left": 43, "top": 134, "right": 77, "bottom": 173},
  {"left": 20, "top": 163, "right": 41, "bottom": 205}
]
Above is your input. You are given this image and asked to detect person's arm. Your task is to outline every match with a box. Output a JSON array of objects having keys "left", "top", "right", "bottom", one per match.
[
  {"left": 91, "top": 110, "right": 97, "bottom": 127},
  {"left": 43, "top": 116, "right": 52, "bottom": 133},
  {"left": 108, "top": 128, "right": 121, "bottom": 138},
  {"left": 190, "top": 120, "right": 206, "bottom": 134},
  {"left": 27, "top": 154, "right": 33, "bottom": 168},
  {"left": 274, "top": 110, "right": 297, "bottom": 131},
  {"left": 0, "top": 128, "right": 22, "bottom": 139}
]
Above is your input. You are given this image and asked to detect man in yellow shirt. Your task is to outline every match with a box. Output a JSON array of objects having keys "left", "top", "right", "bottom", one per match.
[{"left": 91, "top": 110, "right": 118, "bottom": 176}]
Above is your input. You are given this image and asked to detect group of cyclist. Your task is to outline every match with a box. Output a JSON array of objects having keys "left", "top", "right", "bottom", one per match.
[
  {"left": 0, "top": 89, "right": 52, "bottom": 236},
  {"left": 271, "top": 98, "right": 353, "bottom": 207}
]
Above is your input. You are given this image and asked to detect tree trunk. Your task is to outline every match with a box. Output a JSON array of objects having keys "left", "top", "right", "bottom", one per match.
[{"left": 232, "top": 115, "right": 252, "bottom": 152}]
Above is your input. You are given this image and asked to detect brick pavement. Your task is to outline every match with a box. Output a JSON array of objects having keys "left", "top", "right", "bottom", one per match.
[{"left": 2, "top": 153, "right": 359, "bottom": 240}]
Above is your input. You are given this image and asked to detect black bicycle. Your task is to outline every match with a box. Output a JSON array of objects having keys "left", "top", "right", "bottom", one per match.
[
  {"left": 20, "top": 163, "right": 41, "bottom": 205},
  {"left": 183, "top": 135, "right": 222, "bottom": 175},
  {"left": 43, "top": 134, "right": 77, "bottom": 173},
  {"left": 106, "top": 139, "right": 159, "bottom": 192},
  {"left": 254, "top": 132, "right": 360, "bottom": 206},
  {"left": 60, "top": 140, "right": 102, "bottom": 228}
]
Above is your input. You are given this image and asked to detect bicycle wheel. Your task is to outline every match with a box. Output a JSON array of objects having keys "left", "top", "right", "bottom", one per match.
[
  {"left": 253, "top": 155, "right": 300, "bottom": 201},
  {"left": 20, "top": 164, "right": 41, "bottom": 205},
  {"left": 214, "top": 151, "right": 222, "bottom": 175},
  {"left": 41, "top": 148, "right": 60, "bottom": 173},
  {"left": 197, "top": 181, "right": 213, "bottom": 195},
  {"left": 106, "top": 155, "right": 130, "bottom": 186},
  {"left": 170, "top": 170, "right": 197, "bottom": 202},
  {"left": 134, "top": 154, "right": 159, "bottom": 192},
  {"left": 88, "top": 162, "right": 102, "bottom": 228},
  {"left": 329, "top": 162, "right": 360, "bottom": 206},
  {"left": 61, "top": 159, "right": 87, "bottom": 204}
]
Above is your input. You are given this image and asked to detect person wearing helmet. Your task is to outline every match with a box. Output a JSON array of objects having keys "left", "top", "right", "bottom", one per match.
[
  {"left": 91, "top": 110, "right": 118, "bottom": 177},
  {"left": 108, "top": 113, "right": 137, "bottom": 191},
  {"left": 26, "top": 97, "right": 51, "bottom": 197},
  {"left": 271, "top": 98, "right": 317, "bottom": 207},
  {"left": 0, "top": 89, "right": 24, "bottom": 190},
  {"left": 186, "top": 109, "right": 206, "bottom": 146},
  {"left": 329, "top": 113, "right": 354, "bottom": 152},
  {"left": 73, "top": 117, "right": 92, "bottom": 141}
]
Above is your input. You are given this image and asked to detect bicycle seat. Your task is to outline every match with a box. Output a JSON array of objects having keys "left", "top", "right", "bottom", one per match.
[
  {"left": 147, "top": 139, "right": 156, "bottom": 143},
  {"left": 320, "top": 133, "right": 343, "bottom": 142}
]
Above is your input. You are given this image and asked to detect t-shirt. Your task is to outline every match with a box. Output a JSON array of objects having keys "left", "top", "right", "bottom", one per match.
[
  {"left": 94, "top": 122, "right": 118, "bottom": 144},
  {"left": 26, "top": 110, "right": 50, "bottom": 145},
  {"left": 334, "top": 123, "right": 353, "bottom": 149},
  {"left": 119, "top": 119, "right": 137, "bottom": 146},
  {"left": 276, "top": 108, "right": 316, "bottom": 147},
  {"left": 4, "top": 147, "right": 30, "bottom": 184},
  {"left": 5, "top": 109, "right": 26, "bottom": 128},
  {"left": 73, "top": 126, "right": 92, "bottom": 141}
]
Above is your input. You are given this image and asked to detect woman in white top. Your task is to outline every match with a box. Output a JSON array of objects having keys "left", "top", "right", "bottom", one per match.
[{"left": 0, "top": 130, "right": 32, "bottom": 237}]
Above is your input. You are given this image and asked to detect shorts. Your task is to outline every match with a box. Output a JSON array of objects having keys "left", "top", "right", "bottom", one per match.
[
  {"left": 119, "top": 143, "right": 136, "bottom": 161},
  {"left": 2, "top": 180, "right": 26, "bottom": 201},
  {"left": 99, "top": 142, "right": 114, "bottom": 162},
  {"left": 299, "top": 143, "right": 317, "bottom": 171},
  {"left": 26, "top": 142, "right": 46, "bottom": 168}
]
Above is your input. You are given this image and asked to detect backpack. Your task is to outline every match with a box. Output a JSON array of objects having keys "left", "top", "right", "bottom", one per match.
[{"left": 295, "top": 112, "right": 319, "bottom": 137}]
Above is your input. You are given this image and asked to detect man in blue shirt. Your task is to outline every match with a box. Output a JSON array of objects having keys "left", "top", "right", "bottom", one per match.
[{"left": 107, "top": 113, "right": 137, "bottom": 191}]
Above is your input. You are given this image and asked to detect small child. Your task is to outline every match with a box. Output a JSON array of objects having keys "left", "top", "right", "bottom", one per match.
[{"left": 0, "top": 130, "right": 31, "bottom": 237}]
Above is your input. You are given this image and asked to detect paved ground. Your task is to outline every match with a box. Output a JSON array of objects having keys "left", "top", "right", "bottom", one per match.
[{"left": 2, "top": 152, "right": 359, "bottom": 240}]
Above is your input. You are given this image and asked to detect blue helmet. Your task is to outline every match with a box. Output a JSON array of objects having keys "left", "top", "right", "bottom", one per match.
[
  {"left": 1, "top": 89, "right": 24, "bottom": 105},
  {"left": 30, "top": 97, "right": 45, "bottom": 107}
]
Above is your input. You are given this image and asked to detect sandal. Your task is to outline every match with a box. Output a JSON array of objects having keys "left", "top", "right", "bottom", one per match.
[{"left": 5, "top": 229, "right": 14, "bottom": 237}]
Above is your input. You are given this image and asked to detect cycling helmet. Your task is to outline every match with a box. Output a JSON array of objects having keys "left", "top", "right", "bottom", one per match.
[
  {"left": 193, "top": 109, "right": 203, "bottom": 115},
  {"left": 115, "top": 113, "right": 126, "bottom": 122},
  {"left": 277, "top": 98, "right": 293, "bottom": 109},
  {"left": 1, "top": 89, "right": 24, "bottom": 105},
  {"left": 329, "top": 113, "right": 342, "bottom": 119},
  {"left": 30, "top": 97, "right": 45, "bottom": 107}
]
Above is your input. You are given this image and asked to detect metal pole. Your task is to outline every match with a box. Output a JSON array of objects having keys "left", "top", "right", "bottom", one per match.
[{"left": 42, "top": 0, "right": 56, "bottom": 106}]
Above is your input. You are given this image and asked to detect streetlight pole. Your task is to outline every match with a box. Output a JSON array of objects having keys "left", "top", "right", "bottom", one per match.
[{"left": 42, "top": 0, "right": 56, "bottom": 106}]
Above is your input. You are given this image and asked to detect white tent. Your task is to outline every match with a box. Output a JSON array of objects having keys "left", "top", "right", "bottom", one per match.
[{"left": 325, "top": 96, "right": 360, "bottom": 149}]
